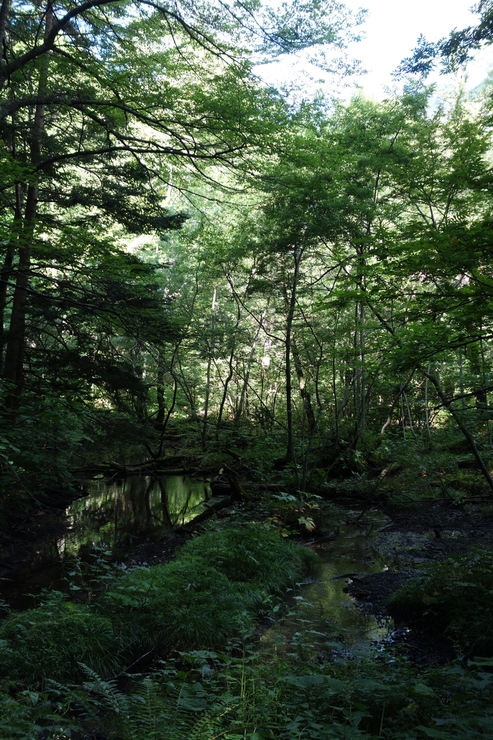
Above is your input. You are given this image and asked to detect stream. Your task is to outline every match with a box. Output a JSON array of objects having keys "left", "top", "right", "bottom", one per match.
[
  {"left": 261, "top": 511, "right": 394, "bottom": 657},
  {"left": 61, "top": 474, "right": 210, "bottom": 555},
  {"left": 1, "top": 482, "right": 395, "bottom": 653},
  {"left": 0, "top": 474, "right": 210, "bottom": 609}
]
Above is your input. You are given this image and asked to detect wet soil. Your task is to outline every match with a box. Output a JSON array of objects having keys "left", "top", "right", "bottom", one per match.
[
  {"left": 121, "top": 495, "right": 493, "bottom": 666},
  {"left": 345, "top": 498, "right": 493, "bottom": 665}
]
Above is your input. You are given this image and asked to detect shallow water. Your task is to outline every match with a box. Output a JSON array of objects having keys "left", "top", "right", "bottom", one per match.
[
  {"left": 60, "top": 474, "right": 210, "bottom": 557},
  {"left": 2, "top": 489, "right": 394, "bottom": 657},
  {"left": 261, "top": 511, "right": 393, "bottom": 656},
  {"left": 0, "top": 474, "right": 209, "bottom": 608}
]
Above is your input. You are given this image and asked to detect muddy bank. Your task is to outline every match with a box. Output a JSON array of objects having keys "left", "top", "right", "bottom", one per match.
[
  {"left": 345, "top": 499, "right": 493, "bottom": 664},
  {"left": 3, "top": 480, "right": 493, "bottom": 669}
]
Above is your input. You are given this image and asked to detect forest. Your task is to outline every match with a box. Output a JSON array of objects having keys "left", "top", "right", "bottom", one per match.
[{"left": 1, "top": 0, "right": 493, "bottom": 737}]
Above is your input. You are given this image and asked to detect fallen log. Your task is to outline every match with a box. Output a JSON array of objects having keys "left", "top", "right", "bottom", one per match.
[
  {"left": 173, "top": 495, "right": 235, "bottom": 532},
  {"left": 73, "top": 457, "right": 204, "bottom": 479},
  {"left": 302, "top": 530, "right": 338, "bottom": 548}
]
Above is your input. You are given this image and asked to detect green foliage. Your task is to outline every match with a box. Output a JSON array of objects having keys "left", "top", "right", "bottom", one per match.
[
  {"left": 0, "top": 692, "right": 42, "bottom": 739},
  {"left": 264, "top": 490, "right": 324, "bottom": 533},
  {"left": 45, "top": 663, "right": 233, "bottom": 740},
  {"left": 388, "top": 546, "right": 493, "bottom": 656},
  {"left": 37, "top": 646, "right": 493, "bottom": 740},
  {"left": 178, "top": 523, "right": 318, "bottom": 592},
  {"left": 0, "top": 524, "right": 316, "bottom": 700},
  {"left": 2, "top": 538, "right": 493, "bottom": 738},
  {"left": 78, "top": 409, "right": 158, "bottom": 464},
  {"left": 0, "top": 593, "right": 121, "bottom": 686},
  {"left": 99, "top": 525, "right": 317, "bottom": 656},
  {"left": 99, "top": 559, "right": 254, "bottom": 654},
  {"left": 0, "top": 385, "right": 103, "bottom": 506},
  {"left": 3, "top": 2, "right": 493, "bottom": 737},
  {"left": 4, "top": 649, "right": 493, "bottom": 740},
  {"left": 399, "top": 0, "right": 493, "bottom": 75}
]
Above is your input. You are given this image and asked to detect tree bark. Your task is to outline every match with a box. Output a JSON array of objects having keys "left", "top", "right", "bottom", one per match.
[
  {"left": 201, "top": 286, "right": 217, "bottom": 450},
  {"left": 216, "top": 285, "right": 241, "bottom": 436},
  {"left": 3, "top": 3, "right": 54, "bottom": 410},
  {"left": 284, "top": 244, "right": 303, "bottom": 463},
  {"left": 423, "top": 370, "right": 493, "bottom": 495},
  {"left": 291, "top": 336, "right": 317, "bottom": 435}
]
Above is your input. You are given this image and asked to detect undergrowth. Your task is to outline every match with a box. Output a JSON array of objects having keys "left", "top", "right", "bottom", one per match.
[
  {"left": 177, "top": 522, "right": 318, "bottom": 591},
  {"left": 2, "top": 525, "right": 493, "bottom": 738},
  {"left": 0, "top": 592, "right": 121, "bottom": 685},
  {"left": 2, "top": 644, "right": 493, "bottom": 739},
  {"left": 97, "top": 559, "right": 256, "bottom": 654},
  {"left": 388, "top": 545, "right": 493, "bottom": 657}
]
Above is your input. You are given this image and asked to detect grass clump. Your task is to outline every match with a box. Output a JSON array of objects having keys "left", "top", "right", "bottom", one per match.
[
  {"left": 99, "top": 560, "right": 254, "bottom": 653},
  {"left": 178, "top": 522, "right": 318, "bottom": 593},
  {"left": 388, "top": 545, "right": 493, "bottom": 656},
  {"left": 0, "top": 592, "right": 120, "bottom": 686},
  {"left": 0, "top": 523, "right": 317, "bottom": 702},
  {"left": 98, "top": 523, "right": 317, "bottom": 658}
]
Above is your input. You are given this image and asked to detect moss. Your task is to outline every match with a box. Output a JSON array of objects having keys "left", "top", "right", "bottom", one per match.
[{"left": 388, "top": 546, "right": 493, "bottom": 656}]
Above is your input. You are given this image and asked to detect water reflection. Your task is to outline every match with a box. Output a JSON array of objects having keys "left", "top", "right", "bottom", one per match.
[
  {"left": 261, "top": 512, "right": 392, "bottom": 657},
  {"left": 62, "top": 475, "right": 210, "bottom": 556},
  {"left": 0, "top": 475, "right": 209, "bottom": 609}
]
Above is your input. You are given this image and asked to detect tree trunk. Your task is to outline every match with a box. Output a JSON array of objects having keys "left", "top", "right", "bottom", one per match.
[
  {"left": 424, "top": 367, "right": 433, "bottom": 449},
  {"left": 3, "top": 3, "right": 54, "bottom": 411},
  {"left": 0, "top": 0, "right": 10, "bottom": 66},
  {"left": 423, "top": 370, "right": 493, "bottom": 495},
  {"left": 3, "top": 185, "right": 37, "bottom": 410},
  {"left": 235, "top": 307, "right": 267, "bottom": 424},
  {"left": 216, "top": 287, "right": 241, "bottom": 437},
  {"left": 291, "top": 336, "right": 317, "bottom": 435},
  {"left": 0, "top": 120, "right": 22, "bottom": 366},
  {"left": 201, "top": 287, "right": 217, "bottom": 450},
  {"left": 284, "top": 244, "right": 303, "bottom": 463}
]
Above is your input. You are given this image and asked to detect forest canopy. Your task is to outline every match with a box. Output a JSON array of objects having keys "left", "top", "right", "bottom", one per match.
[
  {"left": 0, "top": 0, "right": 492, "bottom": 496},
  {"left": 3, "top": 6, "right": 493, "bottom": 739}
]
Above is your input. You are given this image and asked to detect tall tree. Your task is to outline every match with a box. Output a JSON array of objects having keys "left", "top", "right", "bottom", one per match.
[
  {"left": 0, "top": 0, "right": 362, "bottom": 414},
  {"left": 398, "top": 0, "right": 493, "bottom": 76}
]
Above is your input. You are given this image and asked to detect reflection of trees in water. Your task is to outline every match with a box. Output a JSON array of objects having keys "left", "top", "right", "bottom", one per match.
[
  {"left": 157, "top": 479, "right": 172, "bottom": 527},
  {"left": 2, "top": 478, "right": 208, "bottom": 609},
  {"left": 67, "top": 476, "right": 209, "bottom": 552},
  {"left": 162, "top": 476, "right": 206, "bottom": 526},
  {"left": 150, "top": 475, "right": 210, "bottom": 526}
]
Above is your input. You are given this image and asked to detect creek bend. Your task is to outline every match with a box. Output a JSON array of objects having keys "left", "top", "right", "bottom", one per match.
[
  {"left": 261, "top": 510, "right": 394, "bottom": 657},
  {"left": 1, "top": 479, "right": 396, "bottom": 656}
]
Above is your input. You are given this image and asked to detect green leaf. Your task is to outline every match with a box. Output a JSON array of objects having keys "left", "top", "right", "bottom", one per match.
[{"left": 418, "top": 726, "right": 458, "bottom": 738}]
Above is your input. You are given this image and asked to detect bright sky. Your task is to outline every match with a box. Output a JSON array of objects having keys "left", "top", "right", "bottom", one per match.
[
  {"left": 259, "top": 0, "right": 492, "bottom": 100},
  {"left": 343, "top": 0, "right": 492, "bottom": 97}
]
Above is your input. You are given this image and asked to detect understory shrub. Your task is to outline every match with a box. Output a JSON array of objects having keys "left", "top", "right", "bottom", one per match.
[
  {"left": 0, "top": 593, "right": 120, "bottom": 686},
  {"left": 0, "top": 524, "right": 317, "bottom": 702},
  {"left": 0, "top": 692, "right": 42, "bottom": 739},
  {"left": 388, "top": 545, "right": 493, "bottom": 656},
  {"left": 97, "top": 524, "right": 318, "bottom": 657},
  {"left": 29, "top": 650, "right": 493, "bottom": 739}
]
